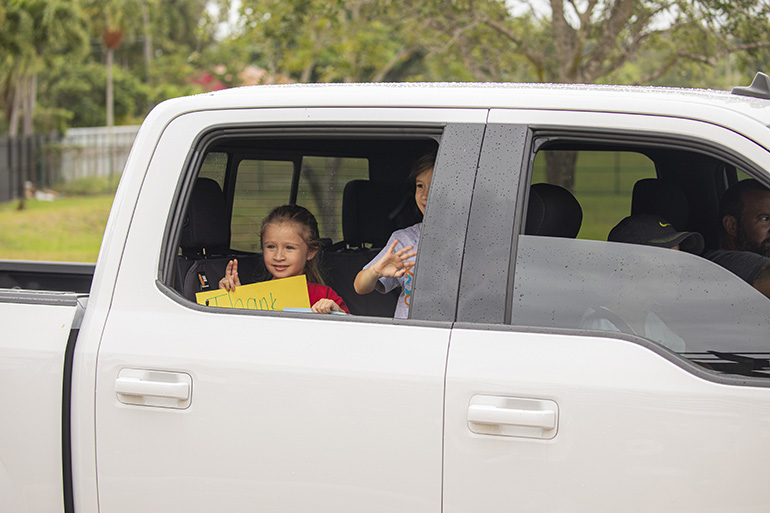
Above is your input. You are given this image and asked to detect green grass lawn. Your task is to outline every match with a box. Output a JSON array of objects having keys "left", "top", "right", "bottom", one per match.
[{"left": 0, "top": 194, "right": 114, "bottom": 262}]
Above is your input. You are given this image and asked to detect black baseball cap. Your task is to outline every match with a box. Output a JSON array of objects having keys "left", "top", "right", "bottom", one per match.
[{"left": 608, "top": 214, "right": 705, "bottom": 255}]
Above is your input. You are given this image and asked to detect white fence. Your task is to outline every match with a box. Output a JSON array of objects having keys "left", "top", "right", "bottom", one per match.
[{"left": 59, "top": 125, "right": 140, "bottom": 182}]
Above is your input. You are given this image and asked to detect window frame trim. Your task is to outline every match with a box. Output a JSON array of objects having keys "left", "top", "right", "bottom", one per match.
[{"left": 159, "top": 121, "right": 485, "bottom": 324}]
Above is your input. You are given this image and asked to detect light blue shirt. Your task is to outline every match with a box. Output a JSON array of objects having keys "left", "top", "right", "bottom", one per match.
[{"left": 364, "top": 223, "right": 421, "bottom": 319}]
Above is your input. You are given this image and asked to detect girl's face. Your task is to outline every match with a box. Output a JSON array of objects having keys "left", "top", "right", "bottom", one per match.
[
  {"left": 415, "top": 166, "right": 433, "bottom": 215},
  {"left": 262, "top": 221, "right": 318, "bottom": 280}
]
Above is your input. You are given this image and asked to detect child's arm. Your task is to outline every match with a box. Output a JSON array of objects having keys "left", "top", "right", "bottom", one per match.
[
  {"left": 354, "top": 239, "right": 417, "bottom": 295},
  {"left": 218, "top": 259, "right": 241, "bottom": 291}
]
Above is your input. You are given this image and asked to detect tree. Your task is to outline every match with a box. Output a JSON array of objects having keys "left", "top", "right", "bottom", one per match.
[
  {"left": 0, "top": 0, "right": 89, "bottom": 138},
  {"left": 236, "top": 0, "right": 433, "bottom": 83},
  {"left": 38, "top": 60, "right": 151, "bottom": 127},
  {"left": 417, "top": 0, "right": 770, "bottom": 188},
  {"left": 0, "top": 0, "right": 231, "bottom": 138},
  {"left": 0, "top": 3, "right": 32, "bottom": 137},
  {"left": 423, "top": 0, "right": 770, "bottom": 84}
]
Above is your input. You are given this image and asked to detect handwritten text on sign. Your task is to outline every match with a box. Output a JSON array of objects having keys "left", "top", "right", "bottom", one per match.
[{"left": 196, "top": 275, "right": 311, "bottom": 311}]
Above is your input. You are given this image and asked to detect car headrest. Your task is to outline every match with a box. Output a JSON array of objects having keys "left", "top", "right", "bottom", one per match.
[
  {"left": 180, "top": 177, "right": 230, "bottom": 252},
  {"left": 631, "top": 178, "right": 689, "bottom": 231},
  {"left": 341, "top": 180, "right": 406, "bottom": 247},
  {"left": 525, "top": 183, "right": 583, "bottom": 238}
]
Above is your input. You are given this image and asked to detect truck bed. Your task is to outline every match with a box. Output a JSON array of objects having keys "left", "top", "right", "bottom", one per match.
[{"left": 0, "top": 260, "right": 95, "bottom": 293}]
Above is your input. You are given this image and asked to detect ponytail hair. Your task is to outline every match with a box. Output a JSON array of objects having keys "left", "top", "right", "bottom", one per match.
[{"left": 260, "top": 204, "right": 324, "bottom": 284}]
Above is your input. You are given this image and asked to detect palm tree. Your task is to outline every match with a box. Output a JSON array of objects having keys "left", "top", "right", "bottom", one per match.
[{"left": 1, "top": 0, "right": 89, "bottom": 138}]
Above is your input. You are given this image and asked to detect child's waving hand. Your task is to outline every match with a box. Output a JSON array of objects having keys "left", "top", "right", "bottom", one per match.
[
  {"left": 354, "top": 239, "right": 416, "bottom": 295},
  {"left": 372, "top": 240, "right": 417, "bottom": 278},
  {"left": 218, "top": 259, "right": 241, "bottom": 291}
]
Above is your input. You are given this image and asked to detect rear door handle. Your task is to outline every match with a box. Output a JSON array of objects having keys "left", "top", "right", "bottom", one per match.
[
  {"left": 116, "top": 369, "right": 192, "bottom": 409},
  {"left": 468, "top": 404, "right": 555, "bottom": 429},
  {"left": 468, "top": 396, "right": 558, "bottom": 439},
  {"left": 116, "top": 377, "right": 189, "bottom": 400}
]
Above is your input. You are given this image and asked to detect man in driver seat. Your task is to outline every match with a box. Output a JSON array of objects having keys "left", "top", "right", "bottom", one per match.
[{"left": 705, "top": 178, "right": 770, "bottom": 299}]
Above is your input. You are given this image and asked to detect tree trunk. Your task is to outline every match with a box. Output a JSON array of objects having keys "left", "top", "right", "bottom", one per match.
[
  {"left": 106, "top": 47, "right": 114, "bottom": 129},
  {"left": 300, "top": 158, "right": 343, "bottom": 240},
  {"left": 321, "top": 157, "right": 341, "bottom": 238},
  {"left": 22, "top": 73, "right": 36, "bottom": 137},
  {"left": 106, "top": 47, "right": 115, "bottom": 182},
  {"left": 300, "top": 60, "right": 314, "bottom": 83},
  {"left": 142, "top": 1, "right": 153, "bottom": 86},
  {"left": 8, "top": 74, "right": 23, "bottom": 138},
  {"left": 544, "top": 151, "right": 577, "bottom": 192}
]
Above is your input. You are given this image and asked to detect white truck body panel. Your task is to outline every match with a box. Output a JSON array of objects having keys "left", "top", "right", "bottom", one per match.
[
  {"left": 445, "top": 329, "right": 770, "bottom": 512},
  {"left": 1, "top": 299, "right": 77, "bottom": 512}
]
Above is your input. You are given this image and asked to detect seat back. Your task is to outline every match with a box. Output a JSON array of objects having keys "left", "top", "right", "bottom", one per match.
[
  {"left": 324, "top": 179, "right": 410, "bottom": 316},
  {"left": 525, "top": 183, "right": 583, "bottom": 238},
  {"left": 180, "top": 254, "right": 267, "bottom": 302},
  {"left": 340, "top": 180, "right": 409, "bottom": 248},
  {"left": 631, "top": 178, "right": 689, "bottom": 231},
  {"left": 179, "top": 177, "right": 231, "bottom": 257},
  {"left": 320, "top": 251, "right": 400, "bottom": 317},
  {"left": 176, "top": 177, "right": 263, "bottom": 301}
]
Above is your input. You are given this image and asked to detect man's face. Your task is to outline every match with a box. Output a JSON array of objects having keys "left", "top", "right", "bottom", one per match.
[{"left": 736, "top": 189, "right": 770, "bottom": 257}]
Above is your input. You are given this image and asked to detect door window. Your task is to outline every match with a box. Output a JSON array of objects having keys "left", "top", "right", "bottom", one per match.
[
  {"left": 171, "top": 129, "right": 442, "bottom": 318},
  {"left": 513, "top": 142, "right": 770, "bottom": 378},
  {"left": 297, "top": 157, "right": 369, "bottom": 241},
  {"left": 231, "top": 158, "right": 296, "bottom": 252},
  {"left": 531, "top": 150, "right": 656, "bottom": 240}
]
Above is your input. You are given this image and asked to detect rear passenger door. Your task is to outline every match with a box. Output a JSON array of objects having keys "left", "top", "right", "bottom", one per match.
[
  {"left": 444, "top": 115, "right": 770, "bottom": 512},
  {"left": 93, "top": 108, "right": 485, "bottom": 513}
]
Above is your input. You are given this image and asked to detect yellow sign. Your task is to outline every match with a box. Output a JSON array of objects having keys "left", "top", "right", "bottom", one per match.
[{"left": 196, "top": 275, "right": 311, "bottom": 311}]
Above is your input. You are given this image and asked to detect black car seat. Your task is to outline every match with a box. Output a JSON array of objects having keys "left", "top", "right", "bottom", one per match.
[
  {"left": 336, "top": 179, "right": 409, "bottom": 249},
  {"left": 322, "top": 179, "right": 412, "bottom": 316},
  {"left": 179, "top": 178, "right": 231, "bottom": 258},
  {"left": 631, "top": 178, "right": 689, "bottom": 231},
  {"left": 176, "top": 177, "right": 264, "bottom": 301},
  {"left": 525, "top": 183, "right": 583, "bottom": 238}
]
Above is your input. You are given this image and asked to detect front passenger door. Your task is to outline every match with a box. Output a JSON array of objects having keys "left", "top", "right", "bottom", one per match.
[{"left": 444, "top": 118, "right": 770, "bottom": 512}]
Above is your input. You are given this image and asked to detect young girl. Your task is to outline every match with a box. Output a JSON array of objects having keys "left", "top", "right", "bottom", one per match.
[
  {"left": 353, "top": 150, "right": 435, "bottom": 319},
  {"left": 219, "top": 204, "right": 349, "bottom": 314}
]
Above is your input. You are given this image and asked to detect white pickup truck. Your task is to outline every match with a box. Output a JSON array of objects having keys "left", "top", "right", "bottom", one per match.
[{"left": 4, "top": 76, "right": 770, "bottom": 513}]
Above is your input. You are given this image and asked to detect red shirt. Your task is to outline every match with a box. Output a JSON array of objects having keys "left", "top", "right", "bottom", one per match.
[{"left": 308, "top": 282, "right": 350, "bottom": 314}]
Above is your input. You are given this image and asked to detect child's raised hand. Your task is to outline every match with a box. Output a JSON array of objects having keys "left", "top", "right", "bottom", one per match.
[
  {"left": 353, "top": 239, "right": 417, "bottom": 296},
  {"left": 219, "top": 259, "right": 241, "bottom": 291},
  {"left": 311, "top": 298, "right": 345, "bottom": 314},
  {"left": 372, "top": 239, "right": 417, "bottom": 278}
]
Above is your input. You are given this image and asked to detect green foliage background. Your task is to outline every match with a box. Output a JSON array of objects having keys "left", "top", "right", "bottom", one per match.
[{"left": 4, "top": 0, "right": 770, "bottom": 136}]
